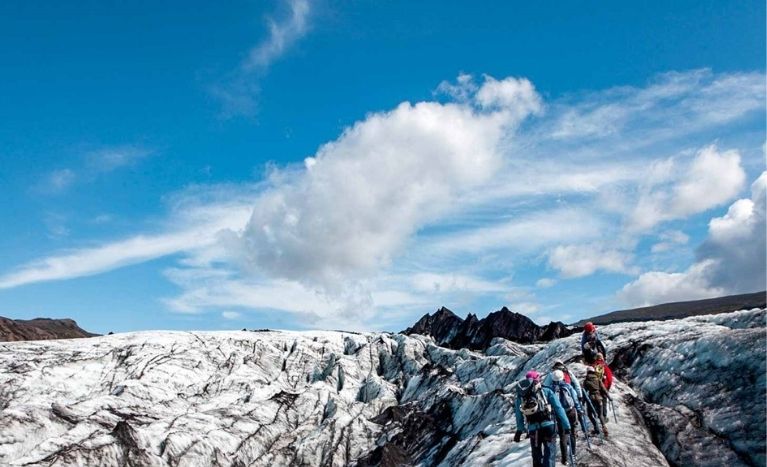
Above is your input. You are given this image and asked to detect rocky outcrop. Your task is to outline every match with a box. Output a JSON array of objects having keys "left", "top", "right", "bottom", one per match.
[
  {"left": 404, "top": 306, "right": 573, "bottom": 349},
  {"left": 0, "top": 316, "right": 97, "bottom": 342}
]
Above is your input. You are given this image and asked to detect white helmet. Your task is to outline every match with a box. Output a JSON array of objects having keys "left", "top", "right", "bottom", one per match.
[{"left": 551, "top": 369, "right": 565, "bottom": 382}]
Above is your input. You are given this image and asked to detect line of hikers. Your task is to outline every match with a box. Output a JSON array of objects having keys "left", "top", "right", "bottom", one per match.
[{"left": 512, "top": 322, "right": 614, "bottom": 467}]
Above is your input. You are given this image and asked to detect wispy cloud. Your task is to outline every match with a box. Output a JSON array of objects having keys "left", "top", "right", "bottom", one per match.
[
  {"left": 212, "top": 0, "right": 312, "bottom": 117},
  {"left": 4, "top": 69, "right": 765, "bottom": 327},
  {"left": 36, "top": 145, "right": 152, "bottom": 195}
]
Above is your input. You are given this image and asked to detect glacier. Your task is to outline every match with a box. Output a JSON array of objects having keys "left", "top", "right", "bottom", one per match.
[{"left": 0, "top": 308, "right": 764, "bottom": 466}]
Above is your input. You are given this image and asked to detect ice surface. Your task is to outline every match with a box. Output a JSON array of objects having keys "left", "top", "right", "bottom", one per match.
[{"left": 0, "top": 309, "right": 763, "bottom": 466}]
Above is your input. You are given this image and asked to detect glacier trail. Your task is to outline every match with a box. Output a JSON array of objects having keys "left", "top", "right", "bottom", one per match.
[{"left": 0, "top": 308, "right": 764, "bottom": 466}]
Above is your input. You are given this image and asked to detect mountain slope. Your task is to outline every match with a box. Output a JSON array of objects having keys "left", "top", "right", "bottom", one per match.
[
  {"left": 576, "top": 291, "right": 766, "bottom": 326},
  {"left": 0, "top": 316, "right": 97, "bottom": 342},
  {"left": 0, "top": 308, "right": 763, "bottom": 466}
]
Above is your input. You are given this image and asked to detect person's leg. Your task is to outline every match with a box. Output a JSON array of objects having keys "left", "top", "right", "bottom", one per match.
[
  {"left": 595, "top": 400, "right": 608, "bottom": 435},
  {"left": 530, "top": 429, "right": 543, "bottom": 467},
  {"left": 568, "top": 410, "right": 577, "bottom": 456},
  {"left": 542, "top": 425, "right": 558, "bottom": 467},
  {"left": 557, "top": 419, "right": 567, "bottom": 461},
  {"left": 586, "top": 399, "right": 599, "bottom": 433}
]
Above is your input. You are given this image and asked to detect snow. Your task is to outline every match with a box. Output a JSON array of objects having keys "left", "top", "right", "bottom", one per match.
[{"left": 0, "top": 309, "right": 763, "bottom": 466}]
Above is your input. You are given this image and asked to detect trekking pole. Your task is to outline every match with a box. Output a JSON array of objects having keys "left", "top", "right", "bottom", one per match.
[
  {"left": 608, "top": 396, "right": 618, "bottom": 424},
  {"left": 579, "top": 413, "right": 591, "bottom": 449},
  {"left": 568, "top": 434, "right": 576, "bottom": 466}
]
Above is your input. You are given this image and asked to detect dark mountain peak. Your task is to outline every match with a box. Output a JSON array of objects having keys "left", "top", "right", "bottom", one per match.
[
  {"left": 404, "top": 307, "right": 465, "bottom": 346},
  {"left": 403, "top": 306, "right": 575, "bottom": 350},
  {"left": 434, "top": 307, "right": 459, "bottom": 319}
]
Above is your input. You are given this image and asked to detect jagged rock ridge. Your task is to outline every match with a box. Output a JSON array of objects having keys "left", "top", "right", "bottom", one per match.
[
  {"left": 0, "top": 316, "right": 97, "bottom": 342},
  {"left": 404, "top": 306, "right": 573, "bottom": 349}
]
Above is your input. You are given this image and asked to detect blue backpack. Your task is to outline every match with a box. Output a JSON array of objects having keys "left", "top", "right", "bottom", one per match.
[{"left": 554, "top": 382, "right": 575, "bottom": 411}]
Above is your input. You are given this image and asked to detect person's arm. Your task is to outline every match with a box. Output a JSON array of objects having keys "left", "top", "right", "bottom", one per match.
[
  {"left": 604, "top": 365, "right": 613, "bottom": 390},
  {"left": 514, "top": 397, "right": 526, "bottom": 433},
  {"left": 547, "top": 389, "right": 571, "bottom": 431},
  {"left": 568, "top": 371, "right": 583, "bottom": 399},
  {"left": 598, "top": 340, "right": 607, "bottom": 357},
  {"left": 600, "top": 381, "right": 610, "bottom": 398},
  {"left": 568, "top": 385, "right": 583, "bottom": 413}
]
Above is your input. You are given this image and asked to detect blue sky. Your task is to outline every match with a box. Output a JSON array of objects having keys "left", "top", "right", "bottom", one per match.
[{"left": 0, "top": 0, "right": 764, "bottom": 333}]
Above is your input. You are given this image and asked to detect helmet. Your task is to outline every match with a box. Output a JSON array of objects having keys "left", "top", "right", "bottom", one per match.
[
  {"left": 586, "top": 366, "right": 596, "bottom": 374},
  {"left": 584, "top": 322, "right": 596, "bottom": 333},
  {"left": 552, "top": 369, "right": 565, "bottom": 382},
  {"left": 525, "top": 370, "right": 541, "bottom": 381},
  {"left": 553, "top": 359, "right": 565, "bottom": 369}
]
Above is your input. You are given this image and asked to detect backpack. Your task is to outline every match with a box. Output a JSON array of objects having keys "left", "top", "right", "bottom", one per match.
[
  {"left": 594, "top": 364, "right": 605, "bottom": 382},
  {"left": 518, "top": 379, "right": 551, "bottom": 424},
  {"left": 554, "top": 382, "right": 575, "bottom": 411}
]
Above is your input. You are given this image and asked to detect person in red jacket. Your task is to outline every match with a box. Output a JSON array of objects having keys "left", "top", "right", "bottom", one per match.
[
  {"left": 594, "top": 353, "right": 613, "bottom": 390},
  {"left": 593, "top": 352, "right": 614, "bottom": 422}
]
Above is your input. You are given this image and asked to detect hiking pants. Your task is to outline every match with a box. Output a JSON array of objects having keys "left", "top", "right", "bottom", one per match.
[
  {"left": 558, "top": 409, "right": 577, "bottom": 461},
  {"left": 530, "top": 424, "right": 558, "bottom": 467},
  {"left": 587, "top": 396, "right": 606, "bottom": 432}
]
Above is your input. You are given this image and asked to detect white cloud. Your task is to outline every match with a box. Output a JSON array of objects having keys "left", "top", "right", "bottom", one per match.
[
  {"left": 409, "top": 272, "right": 507, "bottom": 294},
  {"left": 651, "top": 230, "right": 689, "bottom": 253},
  {"left": 617, "top": 259, "right": 724, "bottom": 307},
  {"left": 548, "top": 244, "right": 636, "bottom": 278},
  {"left": 40, "top": 169, "right": 76, "bottom": 194},
  {"left": 244, "top": 0, "right": 310, "bottom": 71},
  {"left": 0, "top": 189, "right": 255, "bottom": 289},
  {"left": 620, "top": 171, "right": 766, "bottom": 307},
  {"left": 427, "top": 208, "right": 603, "bottom": 254},
  {"left": 86, "top": 146, "right": 152, "bottom": 172},
  {"left": 536, "top": 278, "right": 557, "bottom": 288},
  {"left": 213, "top": 0, "right": 311, "bottom": 117},
  {"left": 221, "top": 311, "right": 242, "bottom": 320},
  {"left": 36, "top": 145, "right": 152, "bottom": 195},
  {"left": 509, "top": 302, "right": 541, "bottom": 315},
  {"left": 628, "top": 145, "right": 746, "bottom": 231},
  {"left": 5, "top": 69, "right": 764, "bottom": 329},
  {"left": 236, "top": 76, "right": 541, "bottom": 290}
]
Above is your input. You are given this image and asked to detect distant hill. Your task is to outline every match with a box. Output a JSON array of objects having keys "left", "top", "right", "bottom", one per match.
[
  {"left": 403, "top": 306, "right": 573, "bottom": 349},
  {"left": 0, "top": 316, "right": 97, "bottom": 342},
  {"left": 575, "top": 291, "right": 766, "bottom": 326}
]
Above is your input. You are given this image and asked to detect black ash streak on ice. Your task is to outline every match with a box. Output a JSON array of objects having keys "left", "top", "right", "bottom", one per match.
[{"left": 0, "top": 309, "right": 764, "bottom": 466}]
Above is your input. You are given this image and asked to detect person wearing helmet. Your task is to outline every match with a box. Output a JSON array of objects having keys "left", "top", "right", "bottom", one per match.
[
  {"left": 547, "top": 369, "right": 583, "bottom": 464},
  {"left": 543, "top": 360, "right": 584, "bottom": 401},
  {"left": 514, "top": 370, "right": 572, "bottom": 466},
  {"left": 582, "top": 366, "right": 609, "bottom": 437},
  {"left": 581, "top": 322, "right": 607, "bottom": 364}
]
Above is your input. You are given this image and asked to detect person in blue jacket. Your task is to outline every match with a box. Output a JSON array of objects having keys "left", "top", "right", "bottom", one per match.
[
  {"left": 514, "top": 370, "right": 572, "bottom": 467},
  {"left": 542, "top": 360, "right": 583, "bottom": 401},
  {"left": 547, "top": 369, "right": 584, "bottom": 464}
]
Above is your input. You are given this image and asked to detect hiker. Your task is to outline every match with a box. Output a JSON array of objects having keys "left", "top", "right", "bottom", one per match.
[
  {"left": 582, "top": 366, "right": 609, "bottom": 437},
  {"left": 548, "top": 369, "right": 584, "bottom": 465},
  {"left": 514, "top": 370, "right": 572, "bottom": 467},
  {"left": 543, "top": 360, "right": 583, "bottom": 401},
  {"left": 581, "top": 322, "right": 607, "bottom": 364},
  {"left": 593, "top": 353, "right": 614, "bottom": 421},
  {"left": 593, "top": 353, "right": 614, "bottom": 390}
]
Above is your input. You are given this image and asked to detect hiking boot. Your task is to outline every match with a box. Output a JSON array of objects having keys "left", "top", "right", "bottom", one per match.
[{"left": 603, "top": 426, "right": 609, "bottom": 437}]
